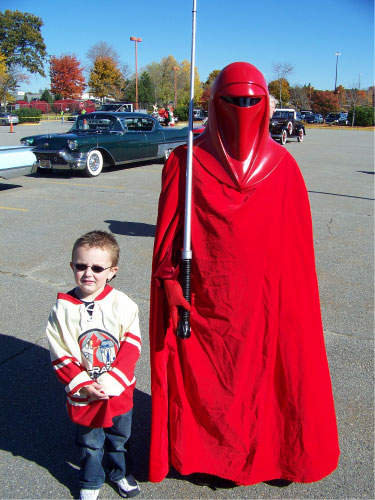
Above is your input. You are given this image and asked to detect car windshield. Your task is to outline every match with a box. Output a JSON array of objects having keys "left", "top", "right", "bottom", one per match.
[
  {"left": 73, "top": 115, "right": 123, "bottom": 132},
  {"left": 273, "top": 111, "right": 294, "bottom": 119}
]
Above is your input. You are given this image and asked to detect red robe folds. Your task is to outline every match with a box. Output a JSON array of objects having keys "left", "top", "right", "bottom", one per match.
[{"left": 149, "top": 140, "right": 339, "bottom": 485}]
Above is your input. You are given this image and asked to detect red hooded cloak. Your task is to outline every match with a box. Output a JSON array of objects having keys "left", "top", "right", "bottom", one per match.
[{"left": 149, "top": 62, "right": 339, "bottom": 485}]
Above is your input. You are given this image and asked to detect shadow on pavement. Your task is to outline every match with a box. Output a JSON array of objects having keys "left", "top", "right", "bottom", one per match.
[
  {"left": 105, "top": 220, "right": 155, "bottom": 238},
  {"left": 0, "top": 334, "right": 151, "bottom": 496}
]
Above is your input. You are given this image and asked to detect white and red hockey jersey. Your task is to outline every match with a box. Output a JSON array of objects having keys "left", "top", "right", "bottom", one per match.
[{"left": 46, "top": 285, "right": 141, "bottom": 428}]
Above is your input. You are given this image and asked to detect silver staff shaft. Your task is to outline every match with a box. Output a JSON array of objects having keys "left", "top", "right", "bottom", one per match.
[
  {"left": 182, "top": 0, "right": 196, "bottom": 261},
  {"left": 177, "top": 0, "right": 197, "bottom": 340}
]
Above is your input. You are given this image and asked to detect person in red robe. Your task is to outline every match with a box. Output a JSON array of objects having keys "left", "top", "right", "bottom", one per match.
[{"left": 149, "top": 62, "right": 340, "bottom": 486}]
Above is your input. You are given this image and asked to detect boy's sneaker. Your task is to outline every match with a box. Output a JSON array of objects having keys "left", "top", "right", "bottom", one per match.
[
  {"left": 113, "top": 474, "right": 140, "bottom": 498},
  {"left": 79, "top": 489, "right": 100, "bottom": 500}
]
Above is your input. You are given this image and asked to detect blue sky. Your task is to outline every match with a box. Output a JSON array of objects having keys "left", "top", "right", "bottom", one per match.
[{"left": 3, "top": 0, "right": 374, "bottom": 93}]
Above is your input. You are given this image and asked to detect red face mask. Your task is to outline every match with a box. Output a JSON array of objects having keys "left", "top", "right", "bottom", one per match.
[{"left": 200, "top": 62, "right": 273, "bottom": 189}]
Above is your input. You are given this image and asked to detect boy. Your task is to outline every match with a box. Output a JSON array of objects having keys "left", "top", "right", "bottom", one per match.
[{"left": 46, "top": 230, "right": 141, "bottom": 500}]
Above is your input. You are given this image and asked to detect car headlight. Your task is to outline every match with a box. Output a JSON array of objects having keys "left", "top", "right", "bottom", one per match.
[
  {"left": 21, "top": 138, "right": 34, "bottom": 146},
  {"left": 68, "top": 140, "right": 79, "bottom": 151}
]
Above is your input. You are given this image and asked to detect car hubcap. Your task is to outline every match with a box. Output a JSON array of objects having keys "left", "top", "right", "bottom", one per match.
[{"left": 89, "top": 154, "right": 100, "bottom": 172}]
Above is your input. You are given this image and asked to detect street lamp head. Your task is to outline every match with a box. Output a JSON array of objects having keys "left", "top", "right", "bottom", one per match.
[
  {"left": 130, "top": 36, "right": 142, "bottom": 42},
  {"left": 335, "top": 52, "right": 341, "bottom": 56}
]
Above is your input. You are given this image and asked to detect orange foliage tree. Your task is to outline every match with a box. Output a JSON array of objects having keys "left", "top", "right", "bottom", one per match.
[
  {"left": 50, "top": 54, "right": 85, "bottom": 99},
  {"left": 311, "top": 90, "right": 339, "bottom": 115}
]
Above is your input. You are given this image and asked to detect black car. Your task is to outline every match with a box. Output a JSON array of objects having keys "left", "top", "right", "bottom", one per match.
[
  {"left": 270, "top": 109, "right": 306, "bottom": 145},
  {"left": 325, "top": 112, "right": 348, "bottom": 125}
]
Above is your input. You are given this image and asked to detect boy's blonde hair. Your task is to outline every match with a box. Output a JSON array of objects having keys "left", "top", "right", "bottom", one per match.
[{"left": 72, "top": 230, "right": 120, "bottom": 266}]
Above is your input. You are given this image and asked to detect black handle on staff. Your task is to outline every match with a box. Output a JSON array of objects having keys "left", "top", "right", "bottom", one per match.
[
  {"left": 177, "top": 0, "right": 197, "bottom": 340},
  {"left": 177, "top": 258, "right": 192, "bottom": 339}
]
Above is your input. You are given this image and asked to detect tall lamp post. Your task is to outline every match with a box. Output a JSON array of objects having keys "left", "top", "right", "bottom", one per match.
[
  {"left": 173, "top": 66, "right": 179, "bottom": 108},
  {"left": 130, "top": 36, "right": 142, "bottom": 109},
  {"left": 334, "top": 52, "right": 341, "bottom": 93}
]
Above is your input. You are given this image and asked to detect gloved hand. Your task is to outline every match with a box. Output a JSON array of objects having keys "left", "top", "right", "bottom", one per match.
[{"left": 164, "top": 279, "right": 191, "bottom": 331}]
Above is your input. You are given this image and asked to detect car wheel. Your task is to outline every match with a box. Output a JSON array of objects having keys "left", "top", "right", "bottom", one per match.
[
  {"left": 1, "top": 120, "right": 6, "bottom": 126},
  {"left": 297, "top": 129, "right": 304, "bottom": 142},
  {"left": 287, "top": 121, "right": 293, "bottom": 135},
  {"left": 84, "top": 149, "right": 103, "bottom": 177},
  {"left": 280, "top": 129, "right": 287, "bottom": 145}
]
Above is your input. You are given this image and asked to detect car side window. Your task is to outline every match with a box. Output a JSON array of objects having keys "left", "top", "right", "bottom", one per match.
[{"left": 124, "top": 117, "right": 154, "bottom": 132}]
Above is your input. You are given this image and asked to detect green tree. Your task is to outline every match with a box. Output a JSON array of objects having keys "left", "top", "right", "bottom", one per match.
[
  {"left": 348, "top": 106, "right": 374, "bottom": 126},
  {"left": 88, "top": 56, "right": 125, "bottom": 101},
  {"left": 40, "top": 89, "right": 53, "bottom": 103},
  {"left": 0, "top": 10, "right": 47, "bottom": 76},
  {"left": 138, "top": 71, "right": 154, "bottom": 105}
]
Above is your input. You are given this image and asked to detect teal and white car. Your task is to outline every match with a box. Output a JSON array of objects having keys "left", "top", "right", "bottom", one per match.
[{"left": 21, "top": 112, "right": 188, "bottom": 177}]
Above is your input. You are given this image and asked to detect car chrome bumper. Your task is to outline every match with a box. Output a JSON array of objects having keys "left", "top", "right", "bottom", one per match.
[{"left": 34, "top": 149, "right": 88, "bottom": 170}]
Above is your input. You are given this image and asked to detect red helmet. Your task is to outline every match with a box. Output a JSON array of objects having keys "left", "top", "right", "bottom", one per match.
[{"left": 195, "top": 62, "right": 282, "bottom": 189}]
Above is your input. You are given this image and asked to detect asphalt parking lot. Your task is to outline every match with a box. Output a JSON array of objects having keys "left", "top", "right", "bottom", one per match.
[{"left": 0, "top": 122, "right": 374, "bottom": 499}]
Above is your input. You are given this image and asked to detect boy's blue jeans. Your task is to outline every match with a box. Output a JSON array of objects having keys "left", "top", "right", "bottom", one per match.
[{"left": 75, "top": 410, "right": 133, "bottom": 490}]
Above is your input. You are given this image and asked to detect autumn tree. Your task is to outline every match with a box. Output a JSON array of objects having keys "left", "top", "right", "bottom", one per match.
[
  {"left": 88, "top": 56, "right": 125, "bottom": 101},
  {"left": 0, "top": 10, "right": 47, "bottom": 76},
  {"left": 200, "top": 69, "right": 221, "bottom": 110},
  {"left": 310, "top": 90, "right": 339, "bottom": 115},
  {"left": 289, "top": 85, "right": 311, "bottom": 110},
  {"left": 272, "top": 62, "right": 294, "bottom": 107},
  {"left": 178, "top": 59, "right": 203, "bottom": 106},
  {"left": 268, "top": 78, "right": 290, "bottom": 107},
  {"left": 0, "top": 51, "right": 29, "bottom": 108},
  {"left": 50, "top": 54, "right": 85, "bottom": 99}
]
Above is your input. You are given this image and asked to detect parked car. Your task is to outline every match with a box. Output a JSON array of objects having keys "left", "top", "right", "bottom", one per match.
[
  {"left": 20, "top": 112, "right": 188, "bottom": 177},
  {"left": 325, "top": 112, "right": 348, "bottom": 125},
  {"left": 270, "top": 109, "right": 306, "bottom": 145},
  {"left": 0, "top": 145, "right": 37, "bottom": 180},
  {"left": 0, "top": 112, "right": 19, "bottom": 126},
  {"left": 314, "top": 113, "right": 324, "bottom": 123},
  {"left": 193, "top": 109, "right": 207, "bottom": 120},
  {"left": 67, "top": 112, "right": 80, "bottom": 122},
  {"left": 98, "top": 102, "right": 133, "bottom": 112}
]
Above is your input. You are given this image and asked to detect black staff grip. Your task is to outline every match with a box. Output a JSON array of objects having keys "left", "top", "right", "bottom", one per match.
[{"left": 177, "top": 258, "right": 192, "bottom": 339}]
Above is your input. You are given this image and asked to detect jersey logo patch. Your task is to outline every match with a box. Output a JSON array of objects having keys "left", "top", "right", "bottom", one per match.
[{"left": 78, "top": 329, "right": 119, "bottom": 379}]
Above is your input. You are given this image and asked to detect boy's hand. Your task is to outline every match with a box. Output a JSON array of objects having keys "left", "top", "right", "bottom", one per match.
[{"left": 82, "top": 382, "right": 109, "bottom": 400}]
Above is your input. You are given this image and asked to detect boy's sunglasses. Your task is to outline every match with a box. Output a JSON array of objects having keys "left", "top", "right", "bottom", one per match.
[{"left": 72, "top": 263, "right": 112, "bottom": 273}]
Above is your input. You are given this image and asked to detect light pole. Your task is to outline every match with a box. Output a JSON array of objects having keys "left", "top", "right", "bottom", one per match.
[
  {"left": 173, "top": 66, "right": 179, "bottom": 108},
  {"left": 130, "top": 36, "right": 142, "bottom": 109},
  {"left": 334, "top": 52, "right": 341, "bottom": 93}
]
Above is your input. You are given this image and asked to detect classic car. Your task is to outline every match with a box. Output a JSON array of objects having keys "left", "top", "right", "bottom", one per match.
[
  {"left": 0, "top": 145, "right": 37, "bottom": 180},
  {"left": 270, "top": 108, "right": 306, "bottom": 145},
  {"left": 20, "top": 112, "right": 188, "bottom": 177},
  {"left": 0, "top": 112, "right": 19, "bottom": 126}
]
